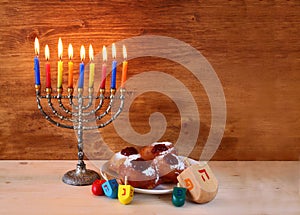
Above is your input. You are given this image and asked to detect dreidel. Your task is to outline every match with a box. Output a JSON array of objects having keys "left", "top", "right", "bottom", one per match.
[
  {"left": 172, "top": 183, "right": 187, "bottom": 207},
  {"left": 177, "top": 161, "right": 218, "bottom": 204},
  {"left": 118, "top": 176, "right": 134, "bottom": 205},
  {"left": 102, "top": 179, "right": 119, "bottom": 199}
]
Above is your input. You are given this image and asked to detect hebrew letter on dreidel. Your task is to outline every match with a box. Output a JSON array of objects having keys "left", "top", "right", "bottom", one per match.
[
  {"left": 177, "top": 162, "right": 218, "bottom": 203},
  {"left": 198, "top": 169, "right": 210, "bottom": 182},
  {"left": 184, "top": 178, "right": 194, "bottom": 191}
]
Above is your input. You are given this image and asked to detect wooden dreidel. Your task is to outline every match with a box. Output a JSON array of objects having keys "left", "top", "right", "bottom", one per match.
[
  {"left": 102, "top": 179, "right": 119, "bottom": 199},
  {"left": 177, "top": 162, "right": 218, "bottom": 203},
  {"left": 118, "top": 176, "right": 134, "bottom": 205},
  {"left": 172, "top": 183, "right": 187, "bottom": 207}
]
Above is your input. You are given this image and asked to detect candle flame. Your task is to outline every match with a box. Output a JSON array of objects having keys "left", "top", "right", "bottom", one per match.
[
  {"left": 102, "top": 45, "right": 107, "bottom": 62},
  {"left": 112, "top": 43, "right": 116, "bottom": 59},
  {"left": 58, "top": 38, "right": 63, "bottom": 59},
  {"left": 80, "top": 45, "right": 85, "bottom": 61},
  {"left": 123, "top": 45, "right": 127, "bottom": 60},
  {"left": 68, "top": 44, "right": 73, "bottom": 60},
  {"left": 34, "top": 37, "right": 39, "bottom": 55},
  {"left": 45, "top": 45, "right": 50, "bottom": 60},
  {"left": 89, "top": 44, "right": 94, "bottom": 61}
]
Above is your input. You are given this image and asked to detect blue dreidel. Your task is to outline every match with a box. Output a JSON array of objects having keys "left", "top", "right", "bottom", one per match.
[
  {"left": 172, "top": 183, "right": 187, "bottom": 207},
  {"left": 118, "top": 176, "right": 134, "bottom": 205},
  {"left": 102, "top": 179, "right": 119, "bottom": 199}
]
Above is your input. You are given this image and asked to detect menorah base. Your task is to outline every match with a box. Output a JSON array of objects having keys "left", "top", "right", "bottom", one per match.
[{"left": 62, "top": 164, "right": 100, "bottom": 186}]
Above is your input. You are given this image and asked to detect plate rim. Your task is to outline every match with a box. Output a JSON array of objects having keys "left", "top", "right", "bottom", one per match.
[{"left": 99, "top": 156, "right": 198, "bottom": 195}]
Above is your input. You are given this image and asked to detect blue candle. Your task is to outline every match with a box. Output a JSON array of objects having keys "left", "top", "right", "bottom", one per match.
[
  {"left": 78, "top": 45, "right": 85, "bottom": 89},
  {"left": 34, "top": 56, "right": 40, "bottom": 85},
  {"left": 34, "top": 37, "right": 40, "bottom": 85},
  {"left": 78, "top": 62, "right": 84, "bottom": 88},
  {"left": 111, "top": 60, "right": 117, "bottom": 89},
  {"left": 111, "top": 43, "right": 117, "bottom": 89}
]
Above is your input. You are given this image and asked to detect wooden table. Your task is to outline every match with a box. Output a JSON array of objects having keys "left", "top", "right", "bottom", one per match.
[{"left": 0, "top": 161, "right": 299, "bottom": 215}]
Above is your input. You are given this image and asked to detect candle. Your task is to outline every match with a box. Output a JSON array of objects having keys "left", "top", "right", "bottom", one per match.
[
  {"left": 88, "top": 44, "right": 95, "bottom": 88},
  {"left": 78, "top": 45, "right": 85, "bottom": 89},
  {"left": 111, "top": 43, "right": 117, "bottom": 89},
  {"left": 34, "top": 37, "right": 41, "bottom": 85},
  {"left": 57, "top": 38, "right": 63, "bottom": 89},
  {"left": 121, "top": 45, "right": 128, "bottom": 88},
  {"left": 100, "top": 45, "right": 107, "bottom": 89},
  {"left": 68, "top": 44, "right": 74, "bottom": 88},
  {"left": 45, "top": 45, "right": 51, "bottom": 88}
]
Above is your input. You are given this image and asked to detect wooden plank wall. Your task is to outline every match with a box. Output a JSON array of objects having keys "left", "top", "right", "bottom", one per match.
[{"left": 0, "top": 0, "right": 299, "bottom": 160}]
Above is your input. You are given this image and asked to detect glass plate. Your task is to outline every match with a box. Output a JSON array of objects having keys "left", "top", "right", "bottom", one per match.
[{"left": 99, "top": 156, "right": 198, "bottom": 195}]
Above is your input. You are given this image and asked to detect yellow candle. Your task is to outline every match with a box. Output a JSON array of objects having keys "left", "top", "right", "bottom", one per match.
[
  {"left": 68, "top": 44, "right": 74, "bottom": 88},
  {"left": 121, "top": 45, "right": 128, "bottom": 88},
  {"left": 57, "top": 38, "right": 63, "bottom": 89},
  {"left": 88, "top": 44, "right": 95, "bottom": 88}
]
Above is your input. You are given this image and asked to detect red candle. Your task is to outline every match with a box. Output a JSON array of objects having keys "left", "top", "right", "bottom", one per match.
[
  {"left": 100, "top": 45, "right": 107, "bottom": 89},
  {"left": 45, "top": 45, "right": 51, "bottom": 88}
]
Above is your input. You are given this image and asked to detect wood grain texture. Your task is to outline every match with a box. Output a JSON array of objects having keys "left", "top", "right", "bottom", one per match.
[
  {"left": 0, "top": 161, "right": 299, "bottom": 214},
  {"left": 0, "top": 0, "right": 299, "bottom": 160}
]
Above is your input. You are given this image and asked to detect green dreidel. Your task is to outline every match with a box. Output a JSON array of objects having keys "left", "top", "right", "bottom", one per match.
[
  {"left": 102, "top": 179, "right": 119, "bottom": 199},
  {"left": 172, "top": 183, "right": 187, "bottom": 207}
]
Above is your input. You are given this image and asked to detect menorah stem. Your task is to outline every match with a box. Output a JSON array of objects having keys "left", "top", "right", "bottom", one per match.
[
  {"left": 77, "top": 88, "right": 84, "bottom": 167},
  {"left": 61, "top": 88, "right": 100, "bottom": 186}
]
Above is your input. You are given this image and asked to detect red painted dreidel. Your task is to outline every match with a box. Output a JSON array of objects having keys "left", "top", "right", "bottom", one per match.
[
  {"left": 102, "top": 179, "right": 119, "bottom": 199},
  {"left": 177, "top": 161, "right": 218, "bottom": 204},
  {"left": 118, "top": 176, "right": 134, "bottom": 205},
  {"left": 172, "top": 183, "right": 187, "bottom": 207},
  {"left": 91, "top": 179, "right": 106, "bottom": 196}
]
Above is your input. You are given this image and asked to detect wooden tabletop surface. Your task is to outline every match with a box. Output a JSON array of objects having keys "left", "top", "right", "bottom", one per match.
[{"left": 0, "top": 160, "right": 299, "bottom": 215}]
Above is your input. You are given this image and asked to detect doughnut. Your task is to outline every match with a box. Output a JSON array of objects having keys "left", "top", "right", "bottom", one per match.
[
  {"left": 108, "top": 146, "right": 138, "bottom": 173},
  {"left": 107, "top": 142, "right": 187, "bottom": 189},
  {"left": 119, "top": 156, "right": 160, "bottom": 189}
]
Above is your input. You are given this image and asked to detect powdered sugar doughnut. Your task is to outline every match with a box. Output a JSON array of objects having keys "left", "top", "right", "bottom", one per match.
[
  {"left": 154, "top": 148, "right": 186, "bottom": 183},
  {"left": 140, "top": 142, "right": 175, "bottom": 160},
  {"left": 108, "top": 147, "right": 138, "bottom": 173},
  {"left": 119, "top": 156, "right": 160, "bottom": 189}
]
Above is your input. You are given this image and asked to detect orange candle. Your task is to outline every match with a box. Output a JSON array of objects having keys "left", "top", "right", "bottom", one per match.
[
  {"left": 121, "top": 45, "right": 128, "bottom": 88},
  {"left": 68, "top": 44, "right": 74, "bottom": 88},
  {"left": 57, "top": 38, "right": 63, "bottom": 89},
  {"left": 45, "top": 45, "right": 51, "bottom": 88}
]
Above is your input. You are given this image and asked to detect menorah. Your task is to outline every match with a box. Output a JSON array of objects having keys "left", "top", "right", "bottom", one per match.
[
  {"left": 33, "top": 38, "right": 127, "bottom": 186},
  {"left": 35, "top": 86, "right": 125, "bottom": 186}
]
